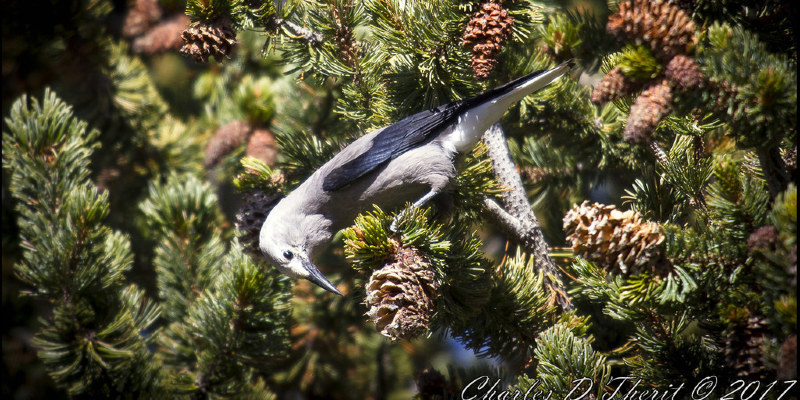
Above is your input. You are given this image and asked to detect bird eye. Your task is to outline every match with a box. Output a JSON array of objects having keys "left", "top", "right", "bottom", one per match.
[{"left": 283, "top": 250, "right": 294, "bottom": 260}]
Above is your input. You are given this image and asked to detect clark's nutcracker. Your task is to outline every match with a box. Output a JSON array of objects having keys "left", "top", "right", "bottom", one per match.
[{"left": 260, "top": 60, "right": 574, "bottom": 295}]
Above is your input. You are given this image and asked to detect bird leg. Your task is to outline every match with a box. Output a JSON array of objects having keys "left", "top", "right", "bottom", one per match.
[{"left": 390, "top": 189, "right": 441, "bottom": 233}]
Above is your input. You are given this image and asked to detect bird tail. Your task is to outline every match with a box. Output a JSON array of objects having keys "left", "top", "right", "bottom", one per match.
[
  {"left": 467, "top": 59, "right": 575, "bottom": 111},
  {"left": 446, "top": 60, "right": 575, "bottom": 152}
]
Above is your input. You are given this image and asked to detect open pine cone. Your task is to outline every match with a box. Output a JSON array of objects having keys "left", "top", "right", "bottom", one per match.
[
  {"left": 462, "top": 0, "right": 514, "bottom": 80},
  {"left": 563, "top": 201, "right": 665, "bottom": 274},
  {"left": 607, "top": 0, "right": 696, "bottom": 62},
  {"left": 365, "top": 246, "right": 440, "bottom": 341},
  {"left": 180, "top": 18, "right": 237, "bottom": 63}
]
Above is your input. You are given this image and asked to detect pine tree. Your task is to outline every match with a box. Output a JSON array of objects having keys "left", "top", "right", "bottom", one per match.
[{"left": 3, "top": 0, "right": 796, "bottom": 398}]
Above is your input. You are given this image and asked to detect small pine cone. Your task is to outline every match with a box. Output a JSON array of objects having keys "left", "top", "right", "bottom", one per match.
[
  {"left": 417, "top": 368, "right": 454, "bottom": 399},
  {"left": 624, "top": 79, "right": 672, "bottom": 144},
  {"left": 563, "top": 201, "right": 665, "bottom": 274},
  {"left": 180, "top": 18, "right": 237, "bottom": 63},
  {"left": 245, "top": 128, "right": 278, "bottom": 167},
  {"left": 236, "top": 191, "right": 283, "bottom": 258},
  {"left": 723, "top": 316, "right": 774, "bottom": 380},
  {"left": 664, "top": 54, "right": 704, "bottom": 91},
  {"left": 607, "top": 0, "right": 696, "bottom": 61},
  {"left": 778, "top": 335, "right": 797, "bottom": 380},
  {"left": 747, "top": 225, "right": 780, "bottom": 253},
  {"left": 204, "top": 120, "right": 252, "bottom": 168},
  {"left": 132, "top": 14, "right": 190, "bottom": 55},
  {"left": 122, "top": 0, "right": 163, "bottom": 38},
  {"left": 591, "top": 66, "right": 643, "bottom": 105},
  {"left": 782, "top": 146, "right": 797, "bottom": 177},
  {"left": 365, "top": 247, "right": 440, "bottom": 341},
  {"left": 462, "top": 1, "right": 514, "bottom": 79}
]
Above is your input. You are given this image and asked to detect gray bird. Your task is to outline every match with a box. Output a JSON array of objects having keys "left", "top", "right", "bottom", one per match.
[{"left": 259, "top": 60, "right": 574, "bottom": 295}]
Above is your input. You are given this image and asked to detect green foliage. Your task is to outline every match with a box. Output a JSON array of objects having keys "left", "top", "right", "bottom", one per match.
[
  {"left": 186, "top": 0, "right": 245, "bottom": 22},
  {"left": 234, "top": 156, "right": 289, "bottom": 195},
  {"left": 625, "top": 314, "right": 722, "bottom": 386},
  {"left": 770, "top": 183, "right": 797, "bottom": 242},
  {"left": 3, "top": 90, "right": 163, "bottom": 397},
  {"left": 184, "top": 244, "right": 291, "bottom": 397},
  {"left": 698, "top": 23, "right": 797, "bottom": 149},
  {"left": 658, "top": 134, "right": 714, "bottom": 212},
  {"left": 622, "top": 176, "right": 687, "bottom": 224},
  {"left": 140, "top": 173, "right": 225, "bottom": 322},
  {"left": 531, "top": 323, "right": 609, "bottom": 399},
  {"left": 449, "top": 250, "right": 558, "bottom": 363},
  {"left": 342, "top": 206, "right": 492, "bottom": 327},
  {"left": 140, "top": 172, "right": 291, "bottom": 398},
  {"left": 343, "top": 206, "right": 450, "bottom": 275},
  {"left": 450, "top": 143, "right": 505, "bottom": 220},
  {"left": 706, "top": 154, "right": 771, "bottom": 242},
  {"left": 618, "top": 44, "right": 662, "bottom": 82}
]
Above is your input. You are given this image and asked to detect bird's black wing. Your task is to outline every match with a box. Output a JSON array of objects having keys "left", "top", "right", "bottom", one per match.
[
  {"left": 321, "top": 64, "right": 568, "bottom": 192},
  {"left": 322, "top": 102, "right": 464, "bottom": 192}
]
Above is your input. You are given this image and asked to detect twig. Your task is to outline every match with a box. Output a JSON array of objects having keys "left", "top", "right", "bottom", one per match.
[
  {"left": 271, "top": 17, "right": 323, "bottom": 46},
  {"left": 482, "top": 197, "right": 528, "bottom": 243},
  {"left": 481, "top": 123, "right": 572, "bottom": 310}
]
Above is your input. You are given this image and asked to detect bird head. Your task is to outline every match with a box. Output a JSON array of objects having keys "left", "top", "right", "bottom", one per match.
[{"left": 259, "top": 205, "right": 342, "bottom": 295}]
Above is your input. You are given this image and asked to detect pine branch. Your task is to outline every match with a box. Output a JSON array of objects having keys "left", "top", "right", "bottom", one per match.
[
  {"left": 481, "top": 123, "right": 571, "bottom": 310},
  {"left": 2, "top": 89, "right": 164, "bottom": 397},
  {"left": 270, "top": 16, "right": 323, "bottom": 46}
]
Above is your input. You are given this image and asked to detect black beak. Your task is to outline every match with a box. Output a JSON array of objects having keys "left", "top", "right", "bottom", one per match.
[{"left": 303, "top": 260, "right": 343, "bottom": 296}]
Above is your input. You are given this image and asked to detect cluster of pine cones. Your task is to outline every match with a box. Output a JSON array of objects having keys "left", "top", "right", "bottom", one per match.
[
  {"left": 203, "top": 120, "right": 278, "bottom": 170},
  {"left": 591, "top": 0, "right": 703, "bottom": 144},
  {"left": 563, "top": 201, "right": 665, "bottom": 275},
  {"left": 122, "top": 0, "right": 190, "bottom": 55},
  {"left": 462, "top": 0, "right": 514, "bottom": 80}
]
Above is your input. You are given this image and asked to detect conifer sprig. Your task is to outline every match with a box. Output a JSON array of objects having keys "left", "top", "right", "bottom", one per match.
[{"left": 3, "top": 90, "right": 164, "bottom": 397}]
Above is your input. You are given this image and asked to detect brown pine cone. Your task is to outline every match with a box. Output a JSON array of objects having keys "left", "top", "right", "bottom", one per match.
[
  {"left": 624, "top": 78, "right": 672, "bottom": 144},
  {"left": 245, "top": 128, "right": 278, "bottom": 167},
  {"left": 180, "top": 18, "right": 237, "bottom": 63},
  {"left": 782, "top": 146, "right": 797, "bottom": 177},
  {"left": 664, "top": 54, "right": 704, "bottom": 91},
  {"left": 563, "top": 201, "right": 665, "bottom": 274},
  {"left": 591, "top": 66, "right": 643, "bottom": 105},
  {"left": 122, "top": 0, "right": 163, "bottom": 38},
  {"left": 723, "top": 316, "right": 774, "bottom": 381},
  {"left": 747, "top": 225, "right": 780, "bottom": 253},
  {"left": 778, "top": 335, "right": 797, "bottom": 380},
  {"left": 365, "top": 246, "right": 440, "bottom": 341},
  {"left": 132, "top": 14, "right": 190, "bottom": 55},
  {"left": 236, "top": 191, "right": 283, "bottom": 259},
  {"left": 462, "top": 1, "right": 514, "bottom": 79},
  {"left": 204, "top": 120, "right": 252, "bottom": 168},
  {"left": 607, "top": 0, "right": 696, "bottom": 61}
]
